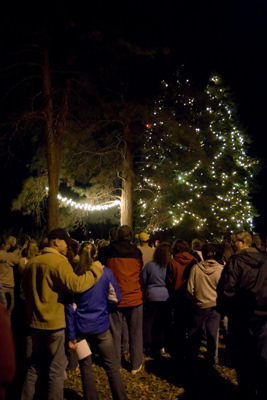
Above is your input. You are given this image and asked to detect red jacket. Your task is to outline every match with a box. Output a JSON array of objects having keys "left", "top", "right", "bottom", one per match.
[
  {"left": 0, "top": 304, "right": 16, "bottom": 400},
  {"left": 106, "top": 241, "right": 143, "bottom": 308},
  {"left": 167, "top": 252, "right": 197, "bottom": 293}
]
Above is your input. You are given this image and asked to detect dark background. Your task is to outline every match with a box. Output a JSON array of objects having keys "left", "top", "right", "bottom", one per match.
[{"left": 1, "top": 0, "right": 266, "bottom": 239}]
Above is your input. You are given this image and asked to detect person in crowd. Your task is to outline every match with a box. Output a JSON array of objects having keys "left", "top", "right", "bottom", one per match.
[
  {"left": 0, "top": 236, "right": 20, "bottom": 319},
  {"left": 221, "top": 232, "right": 235, "bottom": 263},
  {"left": 105, "top": 225, "right": 144, "bottom": 374},
  {"left": 0, "top": 280, "right": 7, "bottom": 308},
  {"left": 187, "top": 243, "right": 223, "bottom": 368},
  {"left": 6, "top": 236, "right": 20, "bottom": 256},
  {"left": 20, "top": 228, "right": 103, "bottom": 400},
  {"left": 66, "top": 242, "right": 128, "bottom": 400},
  {"left": 217, "top": 231, "right": 267, "bottom": 399},
  {"left": 66, "top": 238, "right": 80, "bottom": 268},
  {"left": 190, "top": 238, "right": 205, "bottom": 262},
  {"left": 97, "top": 228, "right": 130, "bottom": 361},
  {"left": 252, "top": 233, "right": 266, "bottom": 252},
  {"left": 142, "top": 242, "right": 171, "bottom": 357},
  {"left": 97, "top": 227, "right": 118, "bottom": 266},
  {"left": 39, "top": 237, "right": 49, "bottom": 252},
  {"left": 166, "top": 239, "right": 198, "bottom": 380},
  {"left": 18, "top": 241, "right": 39, "bottom": 276},
  {"left": 0, "top": 302, "right": 16, "bottom": 400},
  {"left": 136, "top": 232, "right": 155, "bottom": 267}
]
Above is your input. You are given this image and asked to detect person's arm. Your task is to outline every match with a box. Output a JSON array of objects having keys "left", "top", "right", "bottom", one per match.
[
  {"left": 57, "top": 260, "right": 103, "bottom": 294},
  {"left": 107, "top": 269, "right": 121, "bottom": 304},
  {"left": 65, "top": 302, "right": 77, "bottom": 342},
  {"left": 186, "top": 265, "right": 196, "bottom": 299},
  {"left": 217, "top": 258, "right": 238, "bottom": 316},
  {"left": 0, "top": 281, "right": 7, "bottom": 308}
]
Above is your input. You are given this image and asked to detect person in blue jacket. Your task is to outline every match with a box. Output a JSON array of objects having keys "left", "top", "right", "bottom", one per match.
[{"left": 65, "top": 242, "right": 128, "bottom": 400}]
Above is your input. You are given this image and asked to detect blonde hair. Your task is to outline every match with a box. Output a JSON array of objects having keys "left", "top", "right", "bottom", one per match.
[
  {"left": 235, "top": 231, "right": 253, "bottom": 247},
  {"left": 26, "top": 241, "right": 39, "bottom": 259},
  {"left": 74, "top": 242, "right": 97, "bottom": 276}
]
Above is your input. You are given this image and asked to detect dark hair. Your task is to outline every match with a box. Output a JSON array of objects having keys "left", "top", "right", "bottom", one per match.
[
  {"left": 153, "top": 242, "right": 171, "bottom": 268},
  {"left": 0, "top": 236, "right": 6, "bottom": 249},
  {"left": 117, "top": 225, "right": 133, "bottom": 242},
  {"left": 109, "top": 227, "right": 118, "bottom": 242},
  {"left": 172, "top": 239, "right": 190, "bottom": 255},
  {"left": 202, "top": 243, "right": 217, "bottom": 260},
  {"left": 191, "top": 238, "right": 205, "bottom": 251}
]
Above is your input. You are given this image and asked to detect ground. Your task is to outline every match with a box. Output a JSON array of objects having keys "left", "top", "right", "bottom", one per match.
[{"left": 64, "top": 342, "right": 238, "bottom": 400}]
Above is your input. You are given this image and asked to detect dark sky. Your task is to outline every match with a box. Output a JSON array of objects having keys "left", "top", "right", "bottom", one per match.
[{"left": 1, "top": 0, "right": 266, "bottom": 236}]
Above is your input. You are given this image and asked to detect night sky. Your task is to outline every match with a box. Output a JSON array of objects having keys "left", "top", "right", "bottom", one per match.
[{"left": 0, "top": 0, "right": 266, "bottom": 237}]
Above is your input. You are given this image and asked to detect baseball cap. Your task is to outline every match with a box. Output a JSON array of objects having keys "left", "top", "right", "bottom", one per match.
[
  {"left": 135, "top": 232, "right": 150, "bottom": 242},
  {"left": 47, "top": 228, "right": 72, "bottom": 245}
]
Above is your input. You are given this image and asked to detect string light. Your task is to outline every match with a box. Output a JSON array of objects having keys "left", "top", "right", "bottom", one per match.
[
  {"left": 45, "top": 187, "right": 120, "bottom": 211},
  {"left": 138, "top": 73, "right": 257, "bottom": 233}
]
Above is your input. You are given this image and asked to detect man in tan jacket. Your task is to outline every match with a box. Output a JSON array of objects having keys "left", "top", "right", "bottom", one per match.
[{"left": 21, "top": 228, "right": 103, "bottom": 400}]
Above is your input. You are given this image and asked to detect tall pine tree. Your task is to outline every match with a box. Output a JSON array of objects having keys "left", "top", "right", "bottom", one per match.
[{"left": 137, "top": 73, "right": 259, "bottom": 238}]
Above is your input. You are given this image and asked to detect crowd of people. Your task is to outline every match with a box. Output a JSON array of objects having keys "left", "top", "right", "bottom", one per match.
[{"left": 0, "top": 227, "right": 267, "bottom": 400}]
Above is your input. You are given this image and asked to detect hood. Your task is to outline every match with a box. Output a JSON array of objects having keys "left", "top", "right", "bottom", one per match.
[
  {"left": 197, "top": 260, "right": 222, "bottom": 275},
  {"left": 234, "top": 248, "right": 265, "bottom": 269},
  {"left": 174, "top": 251, "right": 196, "bottom": 267}
]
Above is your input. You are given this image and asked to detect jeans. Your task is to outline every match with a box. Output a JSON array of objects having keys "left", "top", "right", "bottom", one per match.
[
  {"left": 79, "top": 329, "right": 128, "bottom": 400},
  {"left": 3, "top": 287, "right": 14, "bottom": 320},
  {"left": 143, "top": 300, "right": 171, "bottom": 353},
  {"left": 109, "top": 304, "right": 143, "bottom": 370},
  {"left": 188, "top": 307, "right": 220, "bottom": 366},
  {"left": 21, "top": 328, "right": 68, "bottom": 400}
]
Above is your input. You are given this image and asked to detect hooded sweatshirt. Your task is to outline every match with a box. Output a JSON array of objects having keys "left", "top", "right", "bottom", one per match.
[
  {"left": 217, "top": 248, "right": 267, "bottom": 327},
  {"left": 187, "top": 260, "right": 223, "bottom": 308}
]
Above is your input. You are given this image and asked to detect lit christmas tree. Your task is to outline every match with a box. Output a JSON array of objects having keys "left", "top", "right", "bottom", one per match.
[{"left": 137, "top": 73, "right": 259, "bottom": 237}]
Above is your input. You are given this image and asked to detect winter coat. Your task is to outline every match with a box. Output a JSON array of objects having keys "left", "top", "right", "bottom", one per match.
[
  {"left": 217, "top": 247, "right": 267, "bottom": 327},
  {"left": 65, "top": 267, "right": 121, "bottom": 339},
  {"left": 22, "top": 247, "right": 103, "bottom": 330},
  {"left": 142, "top": 261, "right": 169, "bottom": 302},
  {"left": 106, "top": 241, "right": 143, "bottom": 307}
]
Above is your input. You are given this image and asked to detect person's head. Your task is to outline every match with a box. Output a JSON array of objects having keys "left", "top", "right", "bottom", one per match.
[
  {"left": 47, "top": 228, "right": 72, "bottom": 256},
  {"left": 75, "top": 242, "right": 97, "bottom": 276},
  {"left": 6, "top": 236, "right": 17, "bottom": 251},
  {"left": 0, "top": 236, "right": 6, "bottom": 250},
  {"left": 109, "top": 227, "right": 118, "bottom": 243},
  {"left": 201, "top": 243, "right": 218, "bottom": 261},
  {"left": 117, "top": 225, "right": 133, "bottom": 242},
  {"left": 20, "top": 235, "right": 31, "bottom": 247},
  {"left": 232, "top": 231, "right": 252, "bottom": 251},
  {"left": 97, "top": 239, "right": 109, "bottom": 249},
  {"left": 222, "top": 232, "right": 232, "bottom": 247},
  {"left": 252, "top": 233, "right": 265, "bottom": 250},
  {"left": 39, "top": 237, "right": 49, "bottom": 251},
  {"left": 23, "top": 240, "right": 39, "bottom": 259},
  {"left": 172, "top": 239, "right": 190, "bottom": 255},
  {"left": 153, "top": 242, "right": 172, "bottom": 268},
  {"left": 66, "top": 238, "right": 80, "bottom": 265},
  {"left": 135, "top": 232, "right": 150, "bottom": 246},
  {"left": 191, "top": 238, "right": 205, "bottom": 251}
]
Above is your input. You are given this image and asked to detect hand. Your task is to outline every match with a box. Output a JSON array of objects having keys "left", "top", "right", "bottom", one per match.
[
  {"left": 93, "top": 260, "right": 104, "bottom": 269},
  {"left": 68, "top": 339, "right": 78, "bottom": 350}
]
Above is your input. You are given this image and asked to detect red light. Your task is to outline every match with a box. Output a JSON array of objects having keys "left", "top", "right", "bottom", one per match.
[{"left": 145, "top": 123, "right": 152, "bottom": 129}]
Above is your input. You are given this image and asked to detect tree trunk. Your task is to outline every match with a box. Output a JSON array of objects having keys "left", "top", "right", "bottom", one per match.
[
  {"left": 120, "top": 129, "right": 134, "bottom": 228},
  {"left": 42, "top": 49, "right": 70, "bottom": 233},
  {"left": 120, "top": 173, "right": 133, "bottom": 227}
]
